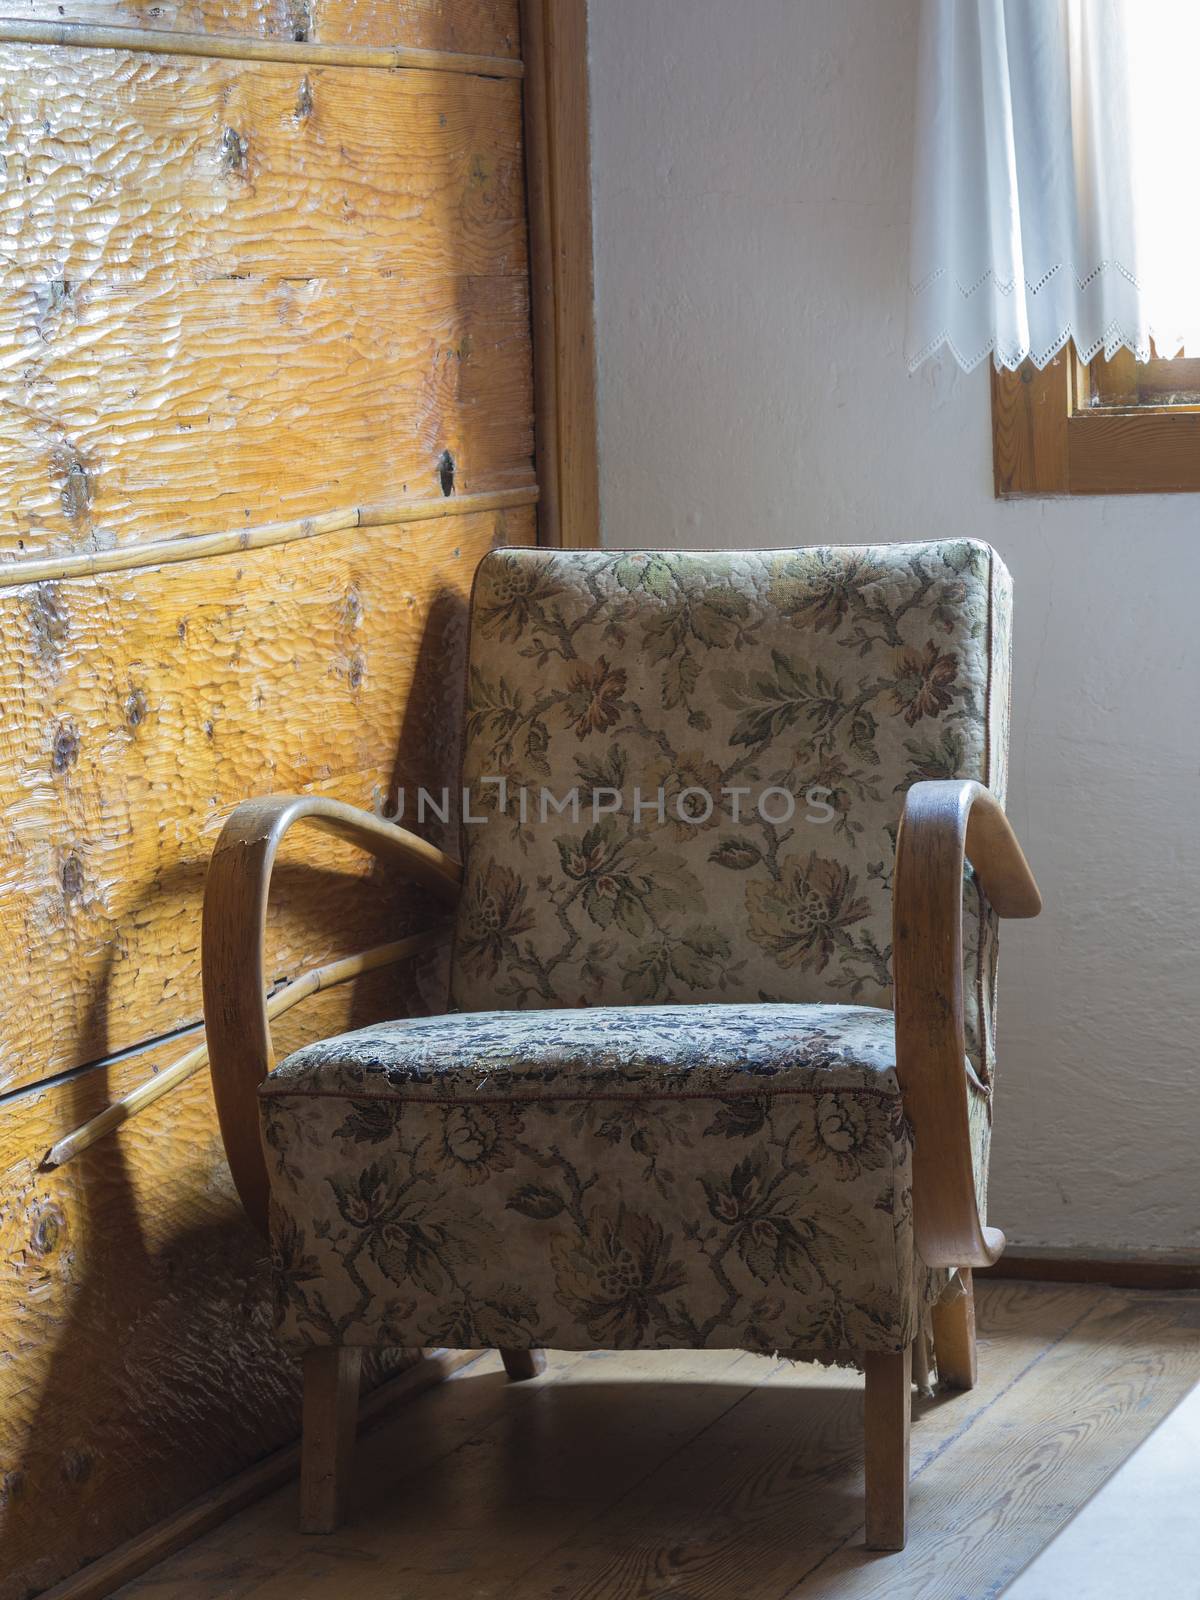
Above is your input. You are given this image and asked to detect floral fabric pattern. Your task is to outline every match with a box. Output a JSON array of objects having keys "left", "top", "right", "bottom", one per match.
[
  {"left": 261, "top": 542, "right": 1014, "bottom": 1365},
  {"left": 452, "top": 542, "right": 1010, "bottom": 1089},
  {"left": 263, "top": 1003, "right": 971, "bottom": 1355}
]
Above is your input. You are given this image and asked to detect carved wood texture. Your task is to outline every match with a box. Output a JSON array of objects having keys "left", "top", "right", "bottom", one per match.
[{"left": 0, "top": 1, "right": 533, "bottom": 1591}]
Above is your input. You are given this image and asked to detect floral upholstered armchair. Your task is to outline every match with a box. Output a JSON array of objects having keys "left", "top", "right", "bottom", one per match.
[{"left": 202, "top": 540, "right": 1040, "bottom": 1551}]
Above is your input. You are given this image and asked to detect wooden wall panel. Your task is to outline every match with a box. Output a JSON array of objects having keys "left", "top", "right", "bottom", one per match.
[
  {"left": 0, "top": 503, "right": 532, "bottom": 1094},
  {"left": 0, "top": 51, "right": 525, "bottom": 293},
  {"left": 0, "top": 0, "right": 541, "bottom": 1586},
  {"left": 0, "top": 273, "right": 533, "bottom": 554},
  {"left": 0, "top": 970, "right": 434, "bottom": 1600},
  {"left": 0, "top": 0, "right": 520, "bottom": 53}
]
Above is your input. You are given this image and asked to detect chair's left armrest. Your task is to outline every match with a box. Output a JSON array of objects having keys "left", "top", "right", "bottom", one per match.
[
  {"left": 202, "top": 795, "right": 462, "bottom": 1230},
  {"left": 893, "top": 780, "right": 1041, "bottom": 1269}
]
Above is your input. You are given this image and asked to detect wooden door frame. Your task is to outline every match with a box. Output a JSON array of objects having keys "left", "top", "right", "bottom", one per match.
[{"left": 521, "top": 0, "right": 601, "bottom": 549}]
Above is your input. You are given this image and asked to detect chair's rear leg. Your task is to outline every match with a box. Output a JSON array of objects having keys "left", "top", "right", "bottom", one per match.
[
  {"left": 931, "top": 1266, "right": 978, "bottom": 1391},
  {"left": 501, "top": 1349, "right": 546, "bottom": 1381},
  {"left": 912, "top": 1328, "right": 933, "bottom": 1395},
  {"left": 301, "top": 1347, "right": 362, "bottom": 1534},
  {"left": 863, "top": 1345, "right": 912, "bottom": 1551}
]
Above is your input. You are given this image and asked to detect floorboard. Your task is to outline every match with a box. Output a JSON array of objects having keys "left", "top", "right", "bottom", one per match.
[
  {"left": 111, "top": 1284, "right": 1200, "bottom": 1600},
  {"left": 1005, "top": 1375, "right": 1200, "bottom": 1598}
]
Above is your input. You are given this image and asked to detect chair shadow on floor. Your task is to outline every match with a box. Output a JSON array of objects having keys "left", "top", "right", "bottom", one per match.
[
  {"left": 111, "top": 1280, "right": 1200, "bottom": 1599},
  {"left": 216, "top": 1363, "right": 1017, "bottom": 1590},
  {"left": 317, "top": 1343, "right": 1200, "bottom": 1597}
]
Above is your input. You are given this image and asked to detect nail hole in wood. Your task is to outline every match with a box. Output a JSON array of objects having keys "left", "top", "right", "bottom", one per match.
[
  {"left": 51, "top": 722, "right": 79, "bottom": 773},
  {"left": 125, "top": 688, "right": 148, "bottom": 728},
  {"left": 61, "top": 854, "right": 83, "bottom": 899},
  {"left": 219, "top": 127, "right": 249, "bottom": 176}
]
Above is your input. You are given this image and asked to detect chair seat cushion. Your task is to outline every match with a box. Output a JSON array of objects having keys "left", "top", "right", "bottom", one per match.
[
  {"left": 268, "top": 1000, "right": 903, "bottom": 1101},
  {"left": 260, "top": 1003, "right": 958, "bottom": 1359}
]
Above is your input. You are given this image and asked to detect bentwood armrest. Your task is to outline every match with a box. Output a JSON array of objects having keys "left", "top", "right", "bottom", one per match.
[
  {"left": 893, "top": 780, "right": 1042, "bottom": 1270},
  {"left": 202, "top": 795, "right": 462, "bottom": 1230}
]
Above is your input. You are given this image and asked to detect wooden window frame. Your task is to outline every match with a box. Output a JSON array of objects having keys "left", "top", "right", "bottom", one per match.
[{"left": 992, "top": 354, "right": 1200, "bottom": 496}]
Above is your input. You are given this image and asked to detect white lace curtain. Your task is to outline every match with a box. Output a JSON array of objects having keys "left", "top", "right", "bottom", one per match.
[{"left": 907, "top": 0, "right": 1200, "bottom": 372}]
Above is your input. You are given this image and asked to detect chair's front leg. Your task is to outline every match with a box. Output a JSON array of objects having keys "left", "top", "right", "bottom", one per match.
[
  {"left": 863, "top": 1346, "right": 911, "bottom": 1551},
  {"left": 501, "top": 1348, "right": 546, "bottom": 1381},
  {"left": 931, "top": 1267, "right": 978, "bottom": 1391},
  {"left": 301, "top": 1347, "right": 362, "bottom": 1534}
]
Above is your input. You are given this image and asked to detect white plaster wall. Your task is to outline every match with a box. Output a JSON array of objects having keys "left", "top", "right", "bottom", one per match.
[{"left": 587, "top": 0, "right": 1200, "bottom": 1254}]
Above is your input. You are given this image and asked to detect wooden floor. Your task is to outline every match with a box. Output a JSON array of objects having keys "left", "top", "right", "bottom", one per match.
[{"left": 114, "top": 1282, "right": 1200, "bottom": 1600}]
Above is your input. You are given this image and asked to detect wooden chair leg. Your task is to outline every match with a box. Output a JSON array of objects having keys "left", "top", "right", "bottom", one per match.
[
  {"left": 931, "top": 1266, "right": 978, "bottom": 1391},
  {"left": 300, "top": 1347, "right": 362, "bottom": 1534},
  {"left": 500, "top": 1348, "right": 546, "bottom": 1381},
  {"left": 863, "top": 1345, "right": 911, "bottom": 1552}
]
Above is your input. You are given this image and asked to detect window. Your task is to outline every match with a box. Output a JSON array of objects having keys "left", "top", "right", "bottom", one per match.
[{"left": 992, "top": 352, "right": 1200, "bottom": 497}]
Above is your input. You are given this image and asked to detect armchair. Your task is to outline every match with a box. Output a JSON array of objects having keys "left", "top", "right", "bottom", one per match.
[{"left": 202, "top": 541, "right": 1039, "bottom": 1550}]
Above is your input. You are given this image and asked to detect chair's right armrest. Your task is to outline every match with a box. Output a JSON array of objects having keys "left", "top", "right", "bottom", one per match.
[
  {"left": 893, "top": 780, "right": 1041, "bottom": 1270},
  {"left": 202, "top": 795, "right": 462, "bottom": 1229}
]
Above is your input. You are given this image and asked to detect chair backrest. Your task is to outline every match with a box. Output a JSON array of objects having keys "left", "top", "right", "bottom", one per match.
[{"left": 449, "top": 540, "right": 1012, "bottom": 1080}]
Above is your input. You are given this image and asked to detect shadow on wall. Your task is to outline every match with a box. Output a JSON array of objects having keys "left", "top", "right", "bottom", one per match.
[{"left": 0, "top": 583, "right": 471, "bottom": 1599}]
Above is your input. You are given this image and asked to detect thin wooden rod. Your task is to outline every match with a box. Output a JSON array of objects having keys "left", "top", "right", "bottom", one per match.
[
  {"left": 0, "top": 18, "right": 524, "bottom": 75},
  {"left": 42, "top": 932, "right": 432, "bottom": 1168},
  {"left": 0, "top": 484, "right": 538, "bottom": 590}
]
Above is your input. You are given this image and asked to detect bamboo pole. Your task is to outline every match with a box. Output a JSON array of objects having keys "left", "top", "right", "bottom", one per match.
[
  {"left": 0, "top": 18, "right": 524, "bottom": 76},
  {"left": 0, "top": 484, "right": 538, "bottom": 590},
  {"left": 42, "top": 932, "right": 435, "bottom": 1168}
]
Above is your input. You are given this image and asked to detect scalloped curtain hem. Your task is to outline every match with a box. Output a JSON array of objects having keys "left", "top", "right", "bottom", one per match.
[
  {"left": 906, "top": 262, "right": 1200, "bottom": 374},
  {"left": 907, "top": 322, "right": 1199, "bottom": 376}
]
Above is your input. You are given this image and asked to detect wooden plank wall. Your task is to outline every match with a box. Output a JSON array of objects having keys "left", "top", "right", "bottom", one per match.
[{"left": 0, "top": 2, "right": 535, "bottom": 1593}]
